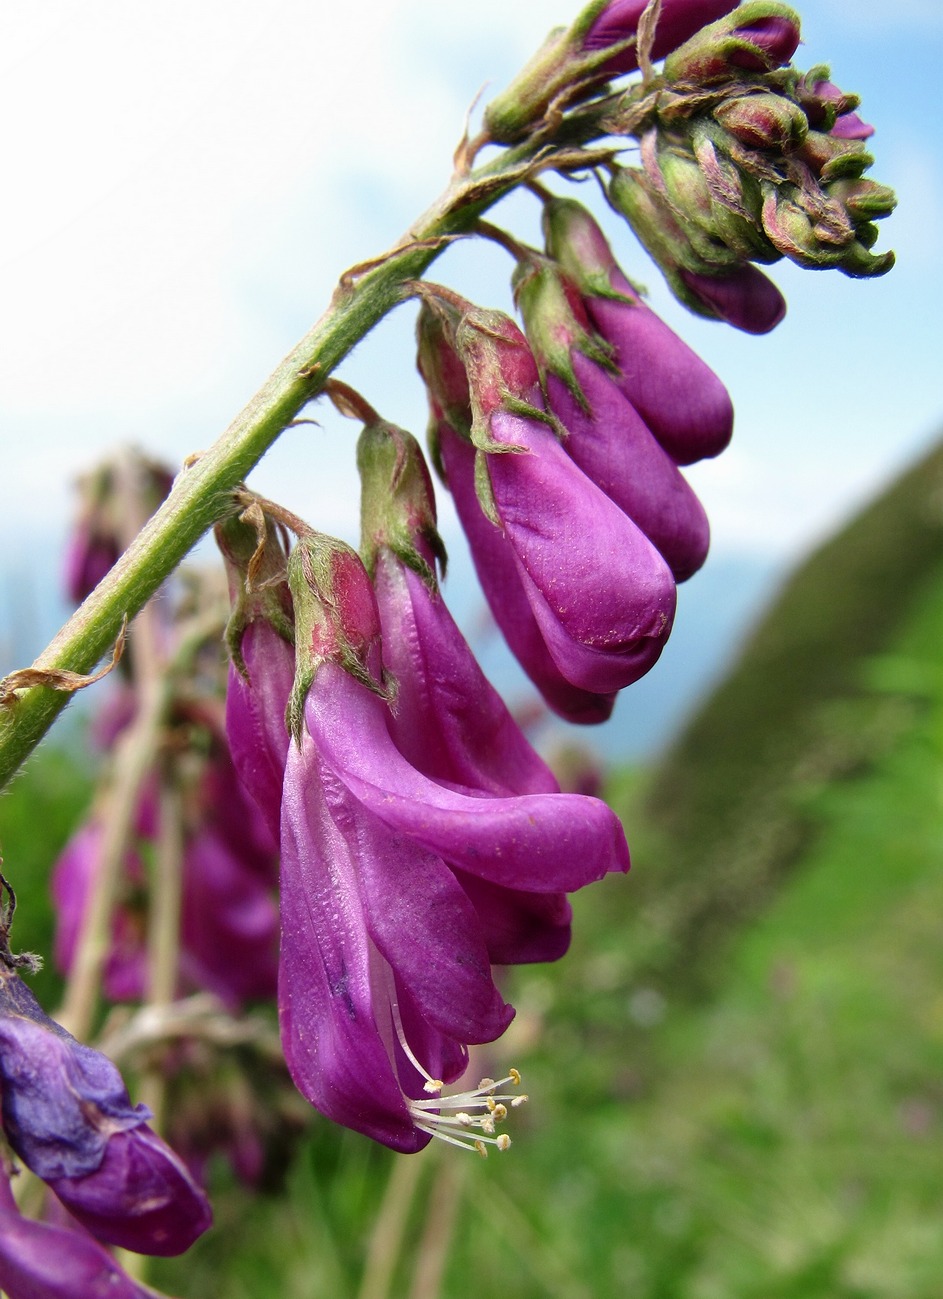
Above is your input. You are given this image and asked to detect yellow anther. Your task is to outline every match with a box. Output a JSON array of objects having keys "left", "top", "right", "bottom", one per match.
[
  {"left": 456, "top": 1112, "right": 473, "bottom": 1127},
  {"left": 423, "top": 1078, "right": 444, "bottom": 1095},
  {"left": 511, "top": 1094, "right": 529, "bottom": 1107},
  {"left": 477, "top": 1077, "right": 496, "bottom": 1091},
  {"left": 492, "top": 1103, "right": 507, "bottom": 1122},
  {"left": 486, "top": 1096, "right": 497, "bottom": 1112},
  {"left": 509, "top": 1068, "right": 521, "bottom": 1086},
  {"left": 496, "top": 1134, "right": 511, "bottom": 1152},
  {"left": 474, "top": 1139, "right": 488, "bottom": 1159}
]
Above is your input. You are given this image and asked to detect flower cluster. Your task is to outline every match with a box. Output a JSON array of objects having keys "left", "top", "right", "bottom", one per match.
[
  {"left": 220, "top": 452, "right": 630, "bottom": 1152},
  {"left": 603, "top": 2, "right": 895, "bottom": 327}
]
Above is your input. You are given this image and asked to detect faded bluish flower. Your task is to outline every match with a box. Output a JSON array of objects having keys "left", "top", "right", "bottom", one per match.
[
  {"left": 0, "top": 1166, "right": 163, "bottom": 1299},
  {"left": 0, "top": 971, "right": 211, "bottom": 1256}
]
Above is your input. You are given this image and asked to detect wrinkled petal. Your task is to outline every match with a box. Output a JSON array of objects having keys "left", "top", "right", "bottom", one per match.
[
  {"left": 0, "top": 979, "right": 149, "bottom": 1182},
  {"left": 49, "top": 1126, "right": 212, "bottom": 1257},
  {"left": 0, "top": 1173, "right": 161, "bottom": 1299},
  {"left": 374, "top": 551, "right": 559, "bottom": 794},
  {"left": 548, "top": 356, "right": 710, "bottom": 581},
  {"left": 306, "top": 666, "right": 630, "bottom": 892}
]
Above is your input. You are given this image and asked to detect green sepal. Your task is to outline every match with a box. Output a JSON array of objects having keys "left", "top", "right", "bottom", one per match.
[
  {"left": 357, "top": 419, "right": 447, "bottom": 594},
  {"left": 285, "top": 536, "right": 391, "bottom": 746},
  {"left": 215, "top": 506, "right": 294, "bottom": 685},
  {"left": 512, "top": 249, "right": 616, "bottom": 412}
]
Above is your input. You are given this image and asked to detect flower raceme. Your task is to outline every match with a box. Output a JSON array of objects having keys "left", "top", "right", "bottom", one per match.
[
  {"left": 0, "top": 969, "right": 211, "bottom": 1257},
  {"left": 417, "top": 297, "right": 677, "bottom": 721}
]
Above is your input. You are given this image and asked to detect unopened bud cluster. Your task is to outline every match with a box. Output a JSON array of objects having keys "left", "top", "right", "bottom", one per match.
[{"left": 601, "top": 3, "right": 895, "bottom": 324}]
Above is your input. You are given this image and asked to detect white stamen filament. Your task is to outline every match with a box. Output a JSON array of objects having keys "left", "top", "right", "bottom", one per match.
[{"left": 408, "top": 1071, "right": 527, "bottom": 1156}]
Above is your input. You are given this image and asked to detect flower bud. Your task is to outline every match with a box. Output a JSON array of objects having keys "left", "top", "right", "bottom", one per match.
[
  {"left": 663, "top": 1, "right": 801, "bottom": 85},
  {"left": 483, "top": 0, "right": 738, "bottom": 143},
  {"left": 357, "top": 417, "right": 447, "bottom": 585},
  {"left": 583, "top": 0, "right": 739, "bottom": 73},
  {"left": 713, "top": 91, "right": 808, "bottom": 152},
  {"left": 797, "top": 70, "right": 874, "bottom": 139},
  {"left": 607, "top": 166, "right": 786, "bottom": 331}
]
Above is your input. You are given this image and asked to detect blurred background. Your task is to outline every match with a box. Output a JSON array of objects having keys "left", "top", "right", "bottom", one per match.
[{"left": 1, "top": 3, "right": 942, "bottom": 1296}]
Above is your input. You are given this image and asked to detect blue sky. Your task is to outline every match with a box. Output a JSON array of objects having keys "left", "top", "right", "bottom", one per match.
[{"left": 1, "top": 1, "right": 940, "bottom": 746}]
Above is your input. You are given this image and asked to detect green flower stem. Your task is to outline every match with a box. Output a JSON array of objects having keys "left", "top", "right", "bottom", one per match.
[{"left": 0, "top": 141, "right": 543, "bottom": 790}]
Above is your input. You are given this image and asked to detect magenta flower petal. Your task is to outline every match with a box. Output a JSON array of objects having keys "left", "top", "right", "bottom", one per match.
[
  {"left": 225, "top": 619, "right": 296, "bottom": 843},
  {"left": 279, "top": 734, "right": 434, "bottom": 1153},
  {"left": 452, "top": 869, "right": 573, "bottom": 964},
  {"left": 0, "top": 1172, "right": 160, "bottom": 1299},
  {"left": 439, "top": 425, "right": 616, "bottom": 724},
  {"left": 49, "top": 1126, "right": 212, "bottom": 1258},
  {"left": 374, "top": 551, "right": 559, "bottom": 795},
  {"left": 547, "top": 356, "right": 710, "bottom": 581},
  {"left": 585, "top": 0, "right": 738, "bottom": 72},
  {"left": 305, "top": 665, "right": 630, "bottom": 892},
  {"left": 678, "top": 262, "right": 787, "bottom": 333},
  {"left": 483, "top": 409, "right": 677, "bottom": 695},
  {"left": 588, "top": 279, "right": 733, "bottom": 463}
]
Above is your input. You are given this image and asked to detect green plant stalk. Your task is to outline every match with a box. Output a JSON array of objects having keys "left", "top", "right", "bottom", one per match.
[{"left": 0, "top": 142, "right": 548, "bottom": 790}]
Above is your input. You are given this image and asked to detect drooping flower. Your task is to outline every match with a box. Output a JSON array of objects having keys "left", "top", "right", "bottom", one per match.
[
  {"left": 542, "top": 196, "right": 736, "bottom": 462},
  {"left": 276, "top": 533, "right": 629, "bottom": 1151},
  {"left": 358, "top": 417, "right": 573, "bottom": 964},
  {"left": 511, "top": 242, "right": 710, "bottom": 580},
  {"left": 417, "top": 298, "right": 677, "bottom": 712},
  {"left": 0, "top": 969, "right": 211, "bottom": 1256}
]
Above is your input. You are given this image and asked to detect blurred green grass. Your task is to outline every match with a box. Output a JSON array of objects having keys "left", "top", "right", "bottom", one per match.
[{"left": 3, "top": 440, "right": 943, "bottom": 1298}]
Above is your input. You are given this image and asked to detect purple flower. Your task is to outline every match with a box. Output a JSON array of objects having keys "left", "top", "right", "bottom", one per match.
[
  {"left": 418, "top": 303, "right": 677, "bottom": 711},
  {"left": 0, "top": 1167, "right": 162, "bottom": 1299},
  {"left": 179, "top": 825, "right": 279, "bottom": 1008},
  {"left": 678, "top": 261, "right": 787, "bottom": 333},
  {"left": 663, "top": 2, "right": 801, "bottom": 83},
  {"left": 277, "top": 536, "right": 629, "bottom": 1150},
  {"left": 0, "top": 971, "right": 211, "bottom": 1256},
  {"left": 542, "top": 197, "right": 734, "bottom": 463},
  {"left": 373, "top": 543, "right": 572, "bottom": 964},
  {"left": 584, "top": 0, "right": 738, "bottom": 73},
  {"left": 281, "top": 660, "right": 628, "bottom": 1151},
  {"left": 546, "top": 354, "right": 710, "bottom": 581},
  {"left": 439, "top": 414, "right": 676, "bottom": 697},
  {"left": 224, "top": 619, "right": 296, "bottom": 844}
]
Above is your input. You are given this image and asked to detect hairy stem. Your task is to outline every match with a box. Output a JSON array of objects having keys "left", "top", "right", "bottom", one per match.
[{"left": 0, "top": 140, "right": 546, "bottom": 789}]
